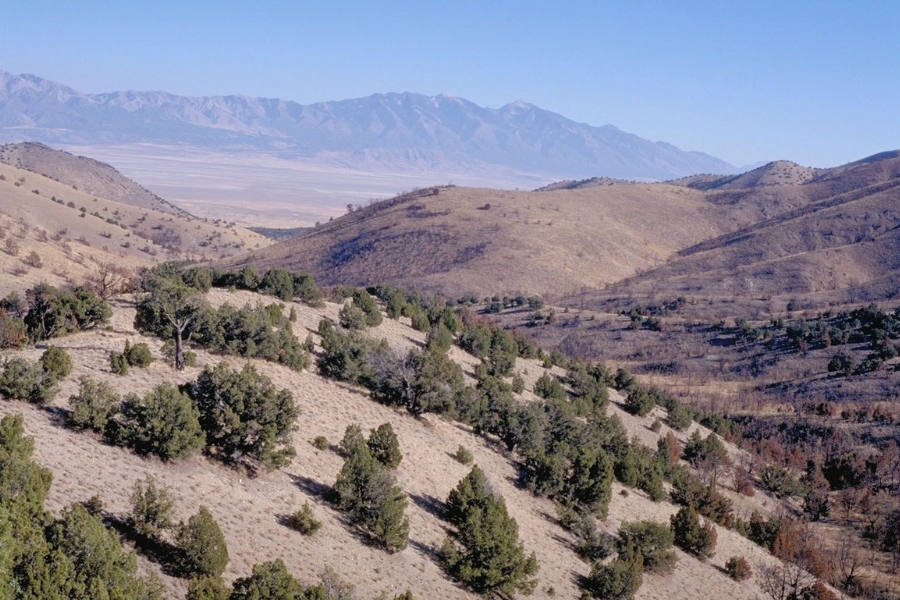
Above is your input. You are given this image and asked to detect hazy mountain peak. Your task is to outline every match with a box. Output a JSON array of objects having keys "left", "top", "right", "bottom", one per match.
[{"left": 0, "top": 70, "right": 739, "bottom": 180}]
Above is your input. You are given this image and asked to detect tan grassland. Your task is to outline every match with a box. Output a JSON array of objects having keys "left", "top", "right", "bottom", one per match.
[{"left": 0, "top": 161, "right": 272, "bottom": 294}]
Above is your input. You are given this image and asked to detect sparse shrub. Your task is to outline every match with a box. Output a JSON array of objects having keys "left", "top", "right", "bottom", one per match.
[
  {"left": 69, "top": 376, "right": 120, "bottom": 432},
  {"left": 40, "top": 346, "right": 72, "bottom": 380},
  {"left": 454, "top": 445, "right": 474, "bottom": 465},
  {"left": 176, "top": 506, "right": 229, "bottom": 578},
  {"left": 24, "top": 251, "right": 42, "bottom": 268},
  {"left": 285, "top": 501, "right": 322, "bottom": 536},
  {"left": 130, "top": 474, "right": 176, "bottom": 538},
  {"left": 725, "top": 555, "right": 752, "bottom": 581},
  {"left": 313, "top": 435, "right": 329, "bottom": 450},
  {"left": 650, "top": 418, "right": 662, "bottom": 432},
  {"left": 110, "top": 351, "right": 129, "bottom": 375}
]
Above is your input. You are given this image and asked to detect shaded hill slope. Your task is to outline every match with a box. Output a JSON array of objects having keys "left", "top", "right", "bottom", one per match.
[
  {"left": 561, "top": 151, "right": 900, "bottom": 316},
  {"left": 221, "top": 183, "right": 740, "bottom": 299}
]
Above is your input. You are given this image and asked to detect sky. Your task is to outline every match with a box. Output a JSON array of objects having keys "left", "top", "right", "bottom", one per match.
[{"left": 2, "top": 0, "right": 899, "bottom": 168}]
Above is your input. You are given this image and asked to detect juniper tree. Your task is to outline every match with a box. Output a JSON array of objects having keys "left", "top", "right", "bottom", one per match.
[{"left": 176, "top": 506, "right": 229, "bottom": 578}]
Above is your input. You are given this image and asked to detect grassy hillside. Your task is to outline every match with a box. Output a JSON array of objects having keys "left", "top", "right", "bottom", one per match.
[
  {"left": 221, "top": 183, "right": 742, "bottom": 299},
  {"left": 0, "top": 281, "right": 813, "bottom": 600},
  {"left": 0, "top": 142, "right": 185, "bottom": 215},
  {"left": 0, "top": 160, "right": 272, "bottom": 295}
]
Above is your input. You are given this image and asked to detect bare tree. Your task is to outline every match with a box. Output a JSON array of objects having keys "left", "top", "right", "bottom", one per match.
[{"left": 91, "top": 262, "right": 131, "bottom": 299}]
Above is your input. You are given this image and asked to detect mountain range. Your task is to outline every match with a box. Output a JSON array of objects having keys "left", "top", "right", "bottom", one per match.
[{"left": 0, "top": 70, "right": 737, "bottom": 182}]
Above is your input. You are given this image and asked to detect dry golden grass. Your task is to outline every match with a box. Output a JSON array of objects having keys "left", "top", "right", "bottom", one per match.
[
  {"left": 0, "top": 161, "right": 273, "bottom": 295},
  {"left": 0, "top": 288, "right": 789, "bottom": 600},
  {"left": 222, "top": 183, "right": 740, "bottom": 300}
]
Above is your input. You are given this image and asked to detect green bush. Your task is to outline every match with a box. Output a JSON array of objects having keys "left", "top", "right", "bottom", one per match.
[
  {"left": 352, "top": 289, "right": 382, "bottom": 327},
  {"left": 313, "top": 435, "right": 329, "bottom": 450},
  {"left": 69, "top": 376, "right": 120, "bottom": 432},
  {"left": 40, "top": 346, "right": 73, "bottom": 380},
  {"left": 230, "top": 560, "right": 306, "bottom": 600},
  {"left": 107, "top": 383, "right": 204, "bottom": 460},
  {"left": 184, "top": 362, "right": 299, "bottom": 471},
  {"left": 617, "top": 520, "right": 677, "bottom": 574},
  {"left": 339, "top": 424, "right": 366, "bottom": 457},
  {"left": 23, "top": 284, "right": 111, "bottom": 341},
  {"left": 624, "top": 388, "right": 655, "bottom": 416},
  {"left": 426, "top": 323, "right": 453, "bottom": 352},
  {"left": 176, "top": 506, "right": 229, "bottom": 578},
  {"left": 0, "top": 357, "right": 42, "bottom": 400},
  {"left": 338, "top": 303, "right": 368, "bottom": 330},
  {"left": 334, "top": 442, "right": 409, "bottom": 552},
  {"left": 187, "top": 576, "right": 231, "bottom": 600},
  {"left": 534, "top": 372, "right": 566, "bottom": 401},
  {"left": 194, "top": 302, "right": 309, "bottom": 371},
  {"left": 584, "top": 553, "right": 643, "bottom": 600},
  {"left": 670, "top": 505, "right": 716, "bottom": 561},
  {"left": 110, "top": 351, "right": 130, "bottom": 375},
  {"left": 511, "top": 373, "right": 525, "bottom": 394},
  {"left": 441, "top": 466, "right": 538, "bottom": 596},
  {"left": 285, "top": 501, "right": 322, "bottom": 536},
  {"left": 124, "top": 340, "right": 154, "bottom": 367}
]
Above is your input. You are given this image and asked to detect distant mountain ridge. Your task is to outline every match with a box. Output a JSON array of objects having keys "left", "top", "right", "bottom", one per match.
[{"left": 0, "top": 70, "right": 737, "bottom": 181}]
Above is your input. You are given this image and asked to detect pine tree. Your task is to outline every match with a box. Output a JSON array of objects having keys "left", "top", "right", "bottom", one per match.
[
  {"left": 442, "top": 467, "right": 538, "bottom": 597},
  {"left": 130, "top": 474, "right": 175, "bottom": 539},
  {"left": 334, "top": 443, "right": 409, "bottom": 552},
  {"left": 671, "top": 505, "right": 717, "bottom": 561},
  {"left": 367, "top": 423, "right": 402, "bottom": 469}
]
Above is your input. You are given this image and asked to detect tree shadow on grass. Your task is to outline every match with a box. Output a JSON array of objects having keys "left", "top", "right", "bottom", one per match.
[
  {"left": 288, "top": 474, "right": 334, "bottom": 501},
  {"left": 104, "top": 514, "right": 183, "bottom": 577},
  {"left": 408, "top": 537, "right": 443, "bottom": 564},
  {"left": 408, "top": 492, "right": 446, "bottom": 520}
]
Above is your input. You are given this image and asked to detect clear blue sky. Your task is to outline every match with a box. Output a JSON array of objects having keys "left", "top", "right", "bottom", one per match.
[{"left": 3, "top": 1, "right": 898, "bottom": 168}]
